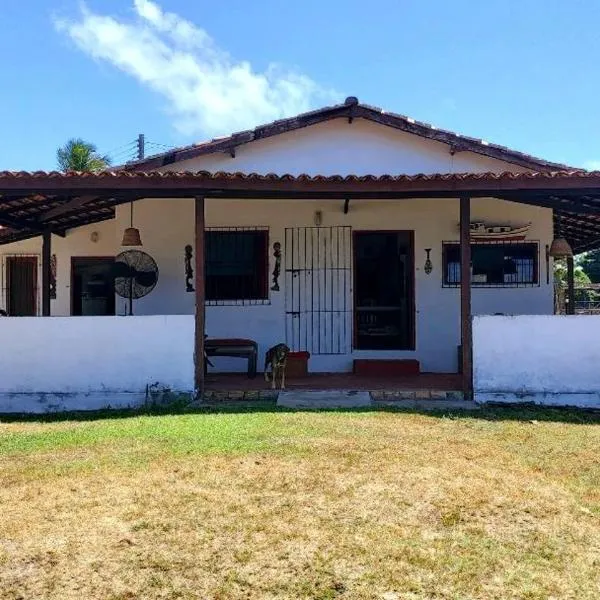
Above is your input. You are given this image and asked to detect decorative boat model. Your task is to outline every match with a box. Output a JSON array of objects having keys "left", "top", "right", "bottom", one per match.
[{"left": 468, "top": 221, "right": 531, "bottom": 241}]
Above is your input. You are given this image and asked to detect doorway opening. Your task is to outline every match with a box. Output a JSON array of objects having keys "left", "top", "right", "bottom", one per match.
[
  {"left": 5, "top": 255, "right": 38, "bottom": 316},
  {"left": 353, "top": 231, "right": 414, "bottom": 350},
  {"left": 71, "top": 257, "right": 115, "bottom": 316}
]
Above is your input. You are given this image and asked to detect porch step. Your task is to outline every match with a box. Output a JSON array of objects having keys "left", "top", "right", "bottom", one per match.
[
  {"left": 353, "top": 359, "right": 420, "bottom": 376},
  {"left": 277, "top": 390, "right": 372, "bottom": 409}
]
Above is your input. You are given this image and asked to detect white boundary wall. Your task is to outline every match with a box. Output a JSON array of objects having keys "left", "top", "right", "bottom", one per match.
[
  {"left": 0, "top": 316, "right": 194, "bottom": 412},
  {"left": 474, "top": 315, "right": 600, "bottom": 408}
]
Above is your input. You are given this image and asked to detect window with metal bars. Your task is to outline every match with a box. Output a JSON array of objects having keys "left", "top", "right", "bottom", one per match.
[
  {"left": 206, "top": 227, "right": 269, "bottom": 305},
  {"left": 443, "top": 241, "right": 539, "bottom": 287}
]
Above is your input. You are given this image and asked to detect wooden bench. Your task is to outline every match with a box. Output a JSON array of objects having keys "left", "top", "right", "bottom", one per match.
[{"left": 204, "top": 338, "right": 258, "bottom": 378}]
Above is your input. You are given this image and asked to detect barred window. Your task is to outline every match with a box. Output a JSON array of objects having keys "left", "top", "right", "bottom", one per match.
[
  {"left": 206, "top": 228, "right": 268, "bottom": 303},
  {"left": 443, "top": 242, "right": 538, "bottom": 287}
]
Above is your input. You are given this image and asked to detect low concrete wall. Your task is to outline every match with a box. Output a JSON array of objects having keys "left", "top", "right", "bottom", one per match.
[
  {"left": 473, "top": 315, "right": 600, "bottom": 408},
  {"left": 0, "top": 315, "right": 194, "bottom": 412}
]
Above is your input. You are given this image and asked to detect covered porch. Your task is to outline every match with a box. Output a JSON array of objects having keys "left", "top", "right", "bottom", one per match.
[{"left": 0, "top": 169, "right": 599, "bottom": 408}]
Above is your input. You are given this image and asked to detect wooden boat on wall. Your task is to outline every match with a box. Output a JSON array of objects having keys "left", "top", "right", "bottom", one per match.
[{"left": 468, "top": 222, "right": 531, "bottom": 241}]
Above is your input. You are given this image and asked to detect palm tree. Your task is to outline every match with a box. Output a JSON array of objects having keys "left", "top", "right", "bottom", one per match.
[{"left": 56, "top": 138, "right": 111, "bottom": 172}]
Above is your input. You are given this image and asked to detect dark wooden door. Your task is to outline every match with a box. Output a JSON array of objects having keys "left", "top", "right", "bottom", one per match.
[
  {"left": 71, "top": 257, "right": 115, "bottom": 316},
  {"left": 6, "top": 256, "right": 38, "bottom": 316},
  {"left": 353, "top": 231, "right": 415, "bottom": 350}
]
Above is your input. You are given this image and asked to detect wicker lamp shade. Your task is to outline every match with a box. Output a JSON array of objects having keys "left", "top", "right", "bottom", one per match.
[
  {"left": 121, "top": 227, "right": 143, "bottom": 247},
  {"left": 548, "top": 237, "right": 573, "bottom": 258}
]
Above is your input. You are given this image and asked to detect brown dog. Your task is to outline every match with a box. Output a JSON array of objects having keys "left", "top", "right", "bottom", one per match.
[{"left": 264, "top": 343, "right": 290, "bottom": 389}]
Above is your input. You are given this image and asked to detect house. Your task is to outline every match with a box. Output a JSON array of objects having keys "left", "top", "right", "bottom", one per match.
[{"left": 1, "top": 97, "right": 600, "bottom": 411}]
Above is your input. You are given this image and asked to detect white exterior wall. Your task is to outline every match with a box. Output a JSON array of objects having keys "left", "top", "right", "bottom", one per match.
[
  {"left": 474, "top": 316, "right": 600, "bottom": 408},
  {"left": 0, "top": 117, "right": 554, "bottom": 376},
  {"left": 0, "top": 315, "right": 193, "bottom": 412},
  {"left": 114, "top": 196, "right": 553, "bottom": 373},
  {"left": 172, "top": 118, "right": 530, "bottom": 175}
]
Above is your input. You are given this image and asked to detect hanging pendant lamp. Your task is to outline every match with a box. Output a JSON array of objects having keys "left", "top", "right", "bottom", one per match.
[
  {"left": 121, "top": 201, "right": 143, "bottom": 247},
  {"left": 548, "top": 214, "right": 572, "bottom": 258}
]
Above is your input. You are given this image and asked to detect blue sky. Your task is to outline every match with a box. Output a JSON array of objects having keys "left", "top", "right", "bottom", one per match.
[{"left": 2, "top": 0, "right": 600, "bottom": 171}]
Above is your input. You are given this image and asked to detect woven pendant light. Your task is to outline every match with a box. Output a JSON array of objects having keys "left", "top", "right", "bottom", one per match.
[
  {"left": 548, "top": 214, "right": 572, "bottom": 258},
  {"left": 548, "top": 237, "right": 573, "bottom": 258},
  {"left": 121, "top": 201, "right": 143, "bottom": 247}
]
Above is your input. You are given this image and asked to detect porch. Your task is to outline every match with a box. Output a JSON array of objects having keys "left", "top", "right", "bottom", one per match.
[{"left": 1, "top": 170, "right": 600, "bottom": 411}]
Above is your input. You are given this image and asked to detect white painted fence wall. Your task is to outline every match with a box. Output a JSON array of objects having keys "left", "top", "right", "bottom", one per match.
[
  {"left": 474, "top": 315, "right": 600, "bottom": 407},
  {"left": 0, "top": 316, "right": 194, "bottom": 412}
]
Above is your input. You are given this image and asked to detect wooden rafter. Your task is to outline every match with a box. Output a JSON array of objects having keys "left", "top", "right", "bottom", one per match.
[{"left": 41, "top": 195, "right": 100, "bottom": 221}]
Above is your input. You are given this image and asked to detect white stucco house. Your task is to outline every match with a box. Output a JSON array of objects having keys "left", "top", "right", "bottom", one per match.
[{"left": 1, "top": 97, "right": 600, "bottom": 411}]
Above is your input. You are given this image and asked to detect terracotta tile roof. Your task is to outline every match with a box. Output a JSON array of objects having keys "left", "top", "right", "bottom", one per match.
[
  {"left": 0, "top": 168, "right": 593, "bottom": 185},
  {"left": 123, "top": 97, "right": 577, "bottom": 172}
]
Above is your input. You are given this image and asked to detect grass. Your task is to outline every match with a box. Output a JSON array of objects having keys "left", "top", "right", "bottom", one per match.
[{"left": 1, "top": 404, "right": 599, "bottom": 599}]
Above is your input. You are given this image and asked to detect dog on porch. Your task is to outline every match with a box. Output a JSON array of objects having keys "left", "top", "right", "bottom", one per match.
[{"left": 264, "top": 343, "right": 290, "bottom": 390}]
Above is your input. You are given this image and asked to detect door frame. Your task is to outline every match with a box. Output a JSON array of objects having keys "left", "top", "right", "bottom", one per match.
[
  {"left": 352, "top": 230, "right": 416, "bottom": 351},
  {"left": 70, "top": 256, "right": 115, "bottom": 316}
]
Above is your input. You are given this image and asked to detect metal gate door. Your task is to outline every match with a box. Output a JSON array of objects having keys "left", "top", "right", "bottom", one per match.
[{"left": 285, "top": 226, "right": 352, "bottom": 355}]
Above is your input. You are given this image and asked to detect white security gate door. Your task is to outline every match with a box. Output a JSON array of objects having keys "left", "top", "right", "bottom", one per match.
[{"left": 284, "top": 226, "right": 352, "bottom": 355}]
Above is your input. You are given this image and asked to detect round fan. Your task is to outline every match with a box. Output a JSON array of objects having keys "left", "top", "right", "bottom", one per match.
[{"left": 113, "top": 250, "right": 159, "bottom": 315}]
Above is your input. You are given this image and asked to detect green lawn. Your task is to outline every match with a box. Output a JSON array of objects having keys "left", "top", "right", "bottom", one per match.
[{"left": 1, "top": 405, "right": 599, "bottom": 599}]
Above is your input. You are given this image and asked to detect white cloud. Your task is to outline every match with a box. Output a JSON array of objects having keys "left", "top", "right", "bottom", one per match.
[{"left": 55, "top": 1, "right": 338, "bottom": 137}]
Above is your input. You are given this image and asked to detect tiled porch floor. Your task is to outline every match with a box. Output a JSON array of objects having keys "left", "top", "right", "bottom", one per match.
[{"left": 205, "top": 372, "right": 462, "bottom": 392}]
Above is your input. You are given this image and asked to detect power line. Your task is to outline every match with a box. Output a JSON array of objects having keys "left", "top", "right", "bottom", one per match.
[
  {"left": 101, "top": 135, "right": 179, "bottom": 167},
  {"left": 146, "top": 141, "right": 174, "bottom": 150},
  {"left": 103, "top": 140, "right": 137, "bottom": 157}
]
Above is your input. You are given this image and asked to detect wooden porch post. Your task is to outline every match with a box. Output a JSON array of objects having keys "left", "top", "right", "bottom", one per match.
[
  {"left": 460, "top": 196, "right": 473, "bottom": 399},
  {"left": 194, "top": 196, "right": 206, "bottom": 396},
  {"left": 41, "top": 229, "right": 51, "bottom": 316},
  {"left": 566, "top": 256, "right": 575, "bottom": 315}
]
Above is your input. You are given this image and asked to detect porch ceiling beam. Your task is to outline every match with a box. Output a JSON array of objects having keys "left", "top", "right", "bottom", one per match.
[
  {"left": 572, "top": 236, "right": 600, "bottom": 253},
  {"left": 495, "top": 194, "right": 600, "bottom": 216},
  {"left": 40, "top": 195, "right": 100, "bottom": 221},
  {"left": 0, "top": 214, "right": 66, "bottom": 237},
  {"left": 0, "top": 214, "right": 112, "bottom": 246},
  {"left": 549, "top": 195, "right": 600, "bottom": 212},
  {"left": 556, "top": 211, "right": 600, "bottom": 228},
  {"left": 557, "top": 218, "right": 600, "bottom": 238}
]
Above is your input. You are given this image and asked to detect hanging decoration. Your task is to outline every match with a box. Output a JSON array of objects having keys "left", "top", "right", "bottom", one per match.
[
  {"left": 424, "top": 248, "right": 433, "bottom": 275},
  {"left": 464, "top": 221, "right": 531, "bottom": 242},
  {"left": 50, "top": 254, "right": 57, "bottom": 299},
  {"left": 185, "top": 244, "right": 194, "bottom": 292},
  {"left": 548, "top": 215, "right": 573, "bottom": 258},
  {"left": 270, "top": 241, "right": 282, "bottom": 291},
  {"left": 121, "top": 201, "right": 143, "bottom": 246}
]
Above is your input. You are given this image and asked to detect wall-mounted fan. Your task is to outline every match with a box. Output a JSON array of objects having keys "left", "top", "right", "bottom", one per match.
[{"left": 113, "top": 250, "right": 159, "bottom": 315}]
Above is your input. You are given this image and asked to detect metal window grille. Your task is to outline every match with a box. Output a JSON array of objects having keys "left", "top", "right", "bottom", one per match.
[
  {"left": 1, "top": 254, "right": 40, "bottom": 316},
  {"left": 285, "top": 226, "right": 352, "bottom": 355},
  {"left": 442, "top": 240, "right": 540, "bottom": 288},
  {"left": 205, "top": 227, "right": 270, "bottom": 306}
]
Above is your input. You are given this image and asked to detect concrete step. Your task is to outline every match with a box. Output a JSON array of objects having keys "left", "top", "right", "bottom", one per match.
[{"left": 277, "top": 390, "right": 372, "bottom": 409}]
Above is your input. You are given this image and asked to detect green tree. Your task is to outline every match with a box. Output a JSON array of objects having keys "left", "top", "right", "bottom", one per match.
[
  {"left": 554, "top": 261, "right": 596, "bottom": 312},
  {"left": 56, "top": 138, "right": 111, "bottom": 172},
  {"left": 577, "top": 250, "right": 600, "bottom": 283}
]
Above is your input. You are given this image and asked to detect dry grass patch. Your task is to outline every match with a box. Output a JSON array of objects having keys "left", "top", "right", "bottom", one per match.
[{"left": 1, "top": 407, "right": 599, "bottom": 599}]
